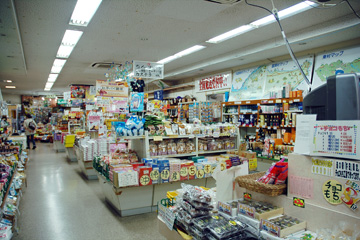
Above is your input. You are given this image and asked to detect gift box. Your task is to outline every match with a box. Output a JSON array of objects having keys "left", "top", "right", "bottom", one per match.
[{"left": 138, "top": 166, "right": 152, "bottom": 186}]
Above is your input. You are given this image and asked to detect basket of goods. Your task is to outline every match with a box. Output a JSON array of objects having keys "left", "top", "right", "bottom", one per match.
[{"left": 235, "top": 160, "right": 288, "bottom": 196}]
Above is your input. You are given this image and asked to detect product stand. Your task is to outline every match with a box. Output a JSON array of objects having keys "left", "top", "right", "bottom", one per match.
[
  {"left": 53, "top": 139, "right": 65, "bottom": 152},
  {"left": 65, "top": 146, "right": 77, "bottom": 162},
  {"left": 76, "top": 145, "right": 98, "bottom": 180},
  {"left": 235, "top": 153, "right": 359, "bottom": 238}
]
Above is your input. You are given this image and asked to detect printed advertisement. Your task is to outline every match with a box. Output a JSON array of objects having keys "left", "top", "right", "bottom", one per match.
[
  {"left": 195, "top": 72, "right": 232, "bottom": 92},
  {"left": 88, "top": 116, "right": 101, "bottom": 131},
  {"left": 96, "top": 80, "right": 128, "bottom": 97},
  {"left": 130, "top": 92, "right": 144, "bottom": 112},
  {"left": 71, "top": 85, "right": 87, "bottom": 99},
  {"left": 334, "top": 160, "right": 360, "bottom": 181},
  {"left": 311, "top": 158, "right": 333, "bottom": 176},
  {"left": 133, "top": 60, "right": 164, "bottom": 79}
]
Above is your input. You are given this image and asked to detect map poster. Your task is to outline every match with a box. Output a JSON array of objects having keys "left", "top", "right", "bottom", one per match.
[
  {"left": 229, "top": 56, "right": 313, "bottom": 101},
  {"left": 312, "top": 46, "right": 360, "bottom": 90}
]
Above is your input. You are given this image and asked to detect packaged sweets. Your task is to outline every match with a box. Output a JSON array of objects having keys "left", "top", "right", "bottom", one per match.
[
  {"left": 158, "top": 141, "right": 167, "bottom": 155},
  {"left": 177, "top": 140, "right": 186, "bottom": 154},
  {"left": 167, "top": 140, "right": 177, "bottom": 155},
  {"left": 149, "top": 141, "right": 158, "bottom": 156},
  {"left": 186, "top": 140, "right": 195, "bottom": 153}
]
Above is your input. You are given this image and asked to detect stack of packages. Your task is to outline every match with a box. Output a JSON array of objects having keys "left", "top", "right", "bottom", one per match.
[
  {"left": 80, "top": 143, "right": 93, "bottom": 161},
  {"left": 64, "top": 135, "right": 75, "bottom": 147},
  {"left": 97, "top": 138, "right": 110, "bottom": 156},
  {"left": 88, "top": 140, "right": 98, "bottom": 157}
]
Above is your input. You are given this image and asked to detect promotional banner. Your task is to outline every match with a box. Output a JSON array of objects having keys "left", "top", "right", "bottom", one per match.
[
  {"left": 130, "top": 92, "right": 144, "bottom": 112},
  {"left": 71, "top": 85, "right": 87, "bottom": 99},
  {"left": 133, "top": 60, "right": 164, "bottom": 79},
  {"left": 96, "top": 80, "right": 128, "bottom": 97},
  {"left": 195, "top": 72, "right": 232, "bottom": 92}
]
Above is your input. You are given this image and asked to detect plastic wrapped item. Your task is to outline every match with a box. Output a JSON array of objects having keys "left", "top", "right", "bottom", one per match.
[
  {"left": 208, "top": 140, "right": 217, "bottom": 151},
  {"left": 149, "top": 141, "right": 158, "bottom": 156},
  {"left": 180, "top": 199, "right": 210, "bottom": 218},
  {"left": 177, "top": 140, "right": 186, "bottom": 154},
  {"left": 207, "top": 219, "right": 248, "bottom": 240},
  {"left": 186, "top": 140, "right": 195, "bottom": 153},
  {"left": 158, "top": 141, "right": 168, "bottom": 155},
  {"left": 181, "top": 183, "right": 212, "bottom": 204},
  {"left": 167, "top": 140, "right": 177, "bottom": 155}
]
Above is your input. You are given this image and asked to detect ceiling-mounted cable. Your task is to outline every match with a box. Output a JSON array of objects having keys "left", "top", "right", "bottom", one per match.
[
  {"left": 245, "top": 0, "right": 311, "bottom": 88},
  {"left": 344, "top": 0, "right": 360, "bottom": 19}
]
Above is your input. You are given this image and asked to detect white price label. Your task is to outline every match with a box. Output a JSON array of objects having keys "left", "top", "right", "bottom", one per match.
[
  {"left": 269, "top": 101, "right": 273, "bottom": 103},
  {"left": 294, "top": 99, "right": 300, "bottom": 102}
]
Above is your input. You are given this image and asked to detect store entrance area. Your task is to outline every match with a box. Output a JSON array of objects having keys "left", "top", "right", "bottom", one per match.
[{"left": 13, "top": 143, "right": 165, "bottom": 240}]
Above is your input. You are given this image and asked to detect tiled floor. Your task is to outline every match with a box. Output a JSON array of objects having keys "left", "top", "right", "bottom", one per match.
[{"left": 13, "top": 143, "right": 165, "bottom": 240}]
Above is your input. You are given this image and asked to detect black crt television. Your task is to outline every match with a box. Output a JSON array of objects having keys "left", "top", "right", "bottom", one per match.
[{"left": 303, "top": 73, "right": 360, "bottom": 120}]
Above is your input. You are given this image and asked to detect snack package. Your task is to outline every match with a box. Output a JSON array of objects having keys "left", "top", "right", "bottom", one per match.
[
  {"left": 177, "top": 140, "right": 186, "bottom": 154},
  {"left": 149, "top": 141, "right": 158, "bottom": 156},
  {"left": 158, "top": 141, "right": 168, "bottom": 155}
]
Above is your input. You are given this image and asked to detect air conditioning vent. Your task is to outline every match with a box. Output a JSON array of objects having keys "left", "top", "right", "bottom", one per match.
[
  {"left": 204, "top": 0, "right": 242, "bottom": 4},
  {"left": 91, "top": 62, "right": 121, "bottom": 69}
]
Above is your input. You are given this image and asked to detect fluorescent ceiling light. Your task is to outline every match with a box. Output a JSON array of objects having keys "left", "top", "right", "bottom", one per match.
[
  {"left": 157, "top": 45, "right": 206, "bottom": 64},
  {"left": 45, "top": 82, "right": 54, "bottom": 89},
  {"left": 69, "top": 0, "right": 102, "bottom": 27},
  {"left": 51, "top": 59, "right": 67, "bottom": 74},
  {"left": 5, "top": 86, "right": 16, "bottom": 89},
  {"left": 207, "top": 1, "right": 316, "bottom": 43},
  {"left": 56, "top": 30, "right": 83, "bottom": 58},
  {"left": 157, "top": 55, "right": 179, "bottom": 64},
  {"left": 48, "top": 74, "right": 58, "bottom": 83},
  {"left": 3, "top": 80, "right": 12, "bottom": 83},
  {"left": 207, "top": 25, "right": 254, "bottom": 44}
]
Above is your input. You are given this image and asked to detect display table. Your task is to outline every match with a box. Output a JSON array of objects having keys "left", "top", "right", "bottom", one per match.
[
  {"left": 65, "top": 147, "right": 77, "bottom": 162},
  {"left": 8, "top": 135, "right": 27, "bottom": 150},
  {"left": 77, "top": 146, "right": 98, "bottom": 180},
  {"left": 236, "top": 153, "right": 360, "bottom": 232},
  {"left": 97, "top": 173, "right": 216, "bottom": 217}
]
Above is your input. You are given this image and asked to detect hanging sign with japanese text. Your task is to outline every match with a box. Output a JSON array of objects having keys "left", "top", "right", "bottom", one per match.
[
  {"left": 311, "top": 121, "right": 360, "bottom": 160},
  {"left": 195, "top": 71, "right": 232, "bottom": 92},
  {"left": 96, "top": 80, "right": 128, "bottom": 97},
  {"left": 133, "top": 60, "right": 164, "bottom": 79}
]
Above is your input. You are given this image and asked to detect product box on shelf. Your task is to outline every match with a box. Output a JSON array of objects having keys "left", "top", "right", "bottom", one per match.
[
  {"left": 218, "top": 200, "right": 238, "bottom": 217},
  {"left": 131, "top": 162, "right": 145, "bottom": 171},
  {"left": 260, "top": 215, "right": 306, "bottom": 238},
  {"left": 138, "top": 166, "right": 152, "bottom": 186},
  {"left": 238, "top": 199, "right": 284, "bottom": 221},
  {"left": 150, "top": 166, "right": 160, "bottom": 184},
  {"left": 169, "top": 161, "right": 181, "bottom": 182},
  {"left": 180, "top": 162, "right": 189, "bottom": 181},
  {"left": 159, "top": 165, "right": 170, "bottom": 183}
]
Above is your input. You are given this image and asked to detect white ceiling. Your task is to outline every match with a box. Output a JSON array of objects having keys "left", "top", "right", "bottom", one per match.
[{"left": 0, "top": 0, "right": 359, "bottom": 95}]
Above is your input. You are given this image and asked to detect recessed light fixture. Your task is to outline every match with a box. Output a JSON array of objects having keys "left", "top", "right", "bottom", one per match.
[
  {"left": 206, "top": 0, "right": 316, "bottom": 44},
  {"left": 56, "top": 30, "right": 83, "bottom": 58},
  {"left": 3, "top": 80, "right": 12, "bottom": 83},
  {"left": 157, "top": 45, "right": 206, "bottom": 64},
  {"left": 45, "top": 82, "right": 54, "bottom": 89},
  {"left": 51, "top": 59, "right": 67, "bottom": 74},
  {"left": 69, "top": 0, "right": 103, "bottom": 27},
  {"left": 5, "top": 86, "right": 16, "bottom": 89}
]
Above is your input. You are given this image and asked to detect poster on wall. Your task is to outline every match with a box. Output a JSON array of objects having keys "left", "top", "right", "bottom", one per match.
[
  {"left": 195, "top": 72, "right": 232, "bottom": 92},
  {"left": 130, "top": 92, "right": 144, "bottom": 112},
  {"left": 341, "top": 180, "right": 360, "bottom": 211},
  {"left": 229, "top": 56, "right": 314, "bottom": 101},
  {"left": 133, "top": 60, "right": 164, "bottom": 79},
  {"left": 85, "top": 86, "right": 96, "bottom": 104},
  {"left": 311, "top": 158, "right": 333, "bottom": 177},
  {"left": 310, "top": 121, "right": 360, "bottom": 160},
  {"left": 71, "top": 86, "right": 87, "bottom": 99},
  {"left": 96, "top": 80, "right": 128, "bottom": 97},
  {"left": 312, "top": 46, "right": 360, "bottom": 90},
  {"left": 334, "top": 160, "right": 360, "bottom": 181}
]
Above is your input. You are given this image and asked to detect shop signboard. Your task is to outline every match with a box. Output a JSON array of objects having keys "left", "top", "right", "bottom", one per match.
[
  {"left": 310, "top": 121, "right": 360, "bottom": 160},
  {"left": 195, "top": 71, "right": 232, "bottom": 92},
  {"left": 96, "top": 80, "right": 128, "bottom": 97},
  {"left": 133, "top": 60, "right": 164, "bottom": 79}
]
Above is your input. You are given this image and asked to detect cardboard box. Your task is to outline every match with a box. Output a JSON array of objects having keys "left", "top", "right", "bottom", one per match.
[{"left": 238, "top": 151, "right": 256, "bottom": 159}]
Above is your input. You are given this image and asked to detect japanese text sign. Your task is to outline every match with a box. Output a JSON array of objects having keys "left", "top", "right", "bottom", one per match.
[
  {"left": 195, "top": 72, "right": 232, "bottom": 92},
  {"left": 96, "top": 80, "right": 128, "bottom": 97},
  {"left": 322, "top": 180, "right": 343, "bottom": 205},
  {"left": 311, "top": 121, "right": 360, "bottom": 160},
  {"left": 334, "top": 160, "right": 360, "bottom": 181},
  {"left": 341, "top": 180, "right": 360, "bottom": 211},
  {"left": 133, "top": 60, "right": 164, "bottom": 79},
  {"left": 311, "top": 158, "right": 333, "bottom": 176},
  {"left": 260, "top": 219, "right": 280, "bottom": 237},
  {"left": 218, "top": 201, "right": 233, "bottom": 217},
  {"left": 237, "top": 202, "right": 255, "bottom": 218}
]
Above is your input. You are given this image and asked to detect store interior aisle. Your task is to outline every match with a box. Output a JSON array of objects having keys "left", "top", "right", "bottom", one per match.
[{"left": 13, "top": 143, "right": 165, "bottom": 240}]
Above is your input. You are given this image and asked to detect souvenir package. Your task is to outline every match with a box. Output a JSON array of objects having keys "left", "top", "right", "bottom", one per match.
[
  {"left": 177, "top": 140, "right": 186, "bottom": 154},
  {"left": 172, "top": 124, "right": 179, "bottom": 135},
  {"left": 207, "top": 219, "right": 248, "bottom": 240},
  {"left": 238, "top": 199, "right": 283, "bottom": 220},
  {"left": 149, "top": 141, "right": 158, "bottom": 156},
  {"left": 158, "top": 141, "right": 168, "bottom": 155},
  {"left": 261, "top": 215, "right": 306, "bottom": 238},
  {"left": 186, "top": 140, "right": 195, "bottom": 153},
  {"left": 178, "top": 123, "right": 187, "bottom": 135},
  {"left": 257, "top": 160, "right": 288, "bottom": 185},
  {"left": 116, "top": 115, "right": 145, "bottom": 136}
]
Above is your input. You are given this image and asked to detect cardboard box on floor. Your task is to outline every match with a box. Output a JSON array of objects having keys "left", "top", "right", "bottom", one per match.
[{"left": 238, "top": 150, "right": 257, "bottom": 171}]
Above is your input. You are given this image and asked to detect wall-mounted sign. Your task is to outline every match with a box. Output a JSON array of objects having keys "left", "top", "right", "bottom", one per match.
[
  {"left": 133, "top": 60, "right": 164, "bottom": 79},
  {"left": 311, "top": 158, "right": 333, "bottom": 176},
  {"left": 96, "top": 80, "right": 128, "bottom": 97},
  {"left": 322, "top": 180, "right": 343, "bottom": 205},
  {"left": 334, "top": 160, "right": 360, "bottom": 181},
  {"left": 293, "top": 197, "right": 305, "bottom": 208},
  {"left": 195, "top": 71, "right": 232, "bottom": 92}
]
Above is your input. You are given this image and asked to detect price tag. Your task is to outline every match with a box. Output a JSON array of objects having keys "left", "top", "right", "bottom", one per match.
[
  {"left": 188, "top": 134, "right": 195, "bottom": 139},
  {"left": 180, "top": 167, "right": 188, "bottom": 177},
  {"left": 140, "top": 175, "right": 151, "bottom": 185},
  {"left": 150, "top": 170, "right": 159, "bottom": 180},
  {"left": 267, "top": 127, "right": 271, "bottom": 129},
  {"left": 276, "top": 99, "right": 281, "bottom": 103},
  {"left": 204, "top": 164, "right": 211, "bottom": 174},
  {"left": 249, "top": 124, "right": 252, "bottom": 127},
  {"left": 244, "top": 192, "right": 252, "bottom": 200},
  {"left": 269, "top": 100, "right": 273, "bottom": 103},
  {"left": 283, "top": 100, "right": 287, "bottom": 103},
  {"left": 256, "top": 129, "right": 259, "bottom": 133},
  {"left": 188, "top": 166, "right": 196, "bottom": 176},
  {"left": 161, "top": 169, "right": 170, "bottom": 180},
  {"left": 153, "top": 136, "right": 163, "bottom": 141},
  {"left": 196, "top": 169, "right": 205, "bottom": 179},
  {"left": 294, "top": 99, "right": 300, "bottom": 102},
  {"left": 289, "top": 101, "right": 293, "bottom": 104},
  {"left": 235, "top": 101, "right": 242, "bottom": 104},
  {"left": 274, "top": 127, "right": 277, "bottom": 130},
  {"left": 246, "top": 101, "right": 250, "bottom": 104},
  {"left": 220, "top": 162, "right": 226, "bottom": 171},
  {"left": 171, "top": 171, "right": 180, "bottom": 181},
  {"left": 169, "top": 135, "right": 178, "bottom": 138}
]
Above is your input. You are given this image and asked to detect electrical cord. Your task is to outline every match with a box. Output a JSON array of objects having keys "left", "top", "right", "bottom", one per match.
[
  {"left": 344, "top": 0, "right": 360, "bottom": 19},
  {"left": 244, "top": 0, "right": 311, "bottom": 87}
]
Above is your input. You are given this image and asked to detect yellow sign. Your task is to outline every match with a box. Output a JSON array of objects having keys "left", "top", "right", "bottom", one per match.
[
  {"left": 161, "top": 170, "right": 170, "bottom": 180},
  {"left": 220, "top": 162, "right": 226, "bottom": 171},
  {"left": 180, "top": 167, "right": 188, "bottom": 177},
  {"left": 249, "top": 158, "right": 257, "bottom": 171},
  {"left": 171, "top": 171, "right": 180, "bottom": 181},
  {"left": 196, "top": 169, "right": 205, "bottom": 179},
  {"left": 189, "top": 166, "right": 196, "bottom": 176},
  {"left": 140, "top": 175, "right": 151, "bottom": 186},
  {"left": 153, "top": 136, "right": 163, "bottom": 141},
  {"left": 150, "top": 170, "right": 159, "bottom": 181},
  {"left": 204, "top": 164, "right": 211, "bottom": 174},
  {"left": 322, "top": 180, "right": 343, "bottom": 205}
]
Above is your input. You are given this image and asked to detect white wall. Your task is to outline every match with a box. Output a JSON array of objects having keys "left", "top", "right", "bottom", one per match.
[{"left": 2, "top": 94, "right": 21, "bottom": 104}]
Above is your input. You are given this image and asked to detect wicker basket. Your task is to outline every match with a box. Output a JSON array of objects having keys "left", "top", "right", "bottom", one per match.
[{"left": 235, "top": 171, "right": 287, "bottom": 196}]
